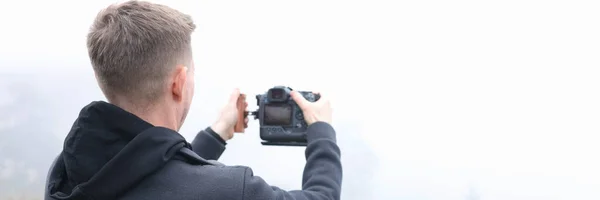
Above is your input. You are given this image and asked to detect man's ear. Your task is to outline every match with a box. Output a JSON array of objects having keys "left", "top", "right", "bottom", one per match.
[{"left": 171, "top": 65, "right": 188, "bottom": 102}]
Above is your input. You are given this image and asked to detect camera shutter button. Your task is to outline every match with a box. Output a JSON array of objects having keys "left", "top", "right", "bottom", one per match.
[{"left": 305, "top": 93, "right": 315, "bottom": 101}]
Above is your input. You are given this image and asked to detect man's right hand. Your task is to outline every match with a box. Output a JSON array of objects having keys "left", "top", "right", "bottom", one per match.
[{"left": 290, "top": 91, "right": 332, "bottom": 125}]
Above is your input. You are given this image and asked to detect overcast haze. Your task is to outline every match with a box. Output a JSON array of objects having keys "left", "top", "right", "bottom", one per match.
[{"left": 1, "top": 0, "right": 599, "bottom": 199}]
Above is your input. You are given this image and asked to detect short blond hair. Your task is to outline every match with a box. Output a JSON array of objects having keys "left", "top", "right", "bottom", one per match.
[{"left": 87, "top": 0, "right": 196, "bottom": 103}]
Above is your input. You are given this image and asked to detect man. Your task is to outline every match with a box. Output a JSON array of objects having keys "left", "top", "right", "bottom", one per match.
[{"left": 45, "top": 1, "right": 342, "bottom": 200}]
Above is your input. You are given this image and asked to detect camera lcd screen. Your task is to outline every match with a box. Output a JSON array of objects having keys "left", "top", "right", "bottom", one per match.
[{"left": 264, "top": 104, "right": 292, "bottom": 126}]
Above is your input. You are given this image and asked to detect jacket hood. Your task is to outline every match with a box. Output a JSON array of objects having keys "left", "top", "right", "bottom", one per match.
[{"left": 46, "top": 101, "right": 191, "bottom": 199}]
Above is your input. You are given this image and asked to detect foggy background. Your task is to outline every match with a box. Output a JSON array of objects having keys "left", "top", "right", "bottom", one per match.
[{"left": 1, "top": 0, "right": 599, "bottom": 199}]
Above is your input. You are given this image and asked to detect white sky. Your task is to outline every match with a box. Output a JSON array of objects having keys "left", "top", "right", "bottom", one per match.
[{"left": 1, "top": 0, "right": 599, "bottom": 199}]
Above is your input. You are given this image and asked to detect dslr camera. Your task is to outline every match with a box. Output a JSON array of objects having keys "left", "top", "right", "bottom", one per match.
[{"left": 250, "top": 86, "right": 320, "bottom": 146}]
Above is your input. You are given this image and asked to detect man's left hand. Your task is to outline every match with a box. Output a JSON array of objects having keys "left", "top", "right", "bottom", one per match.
[{"left": 211, "top": 88, "right": 247, "bottom": 141}]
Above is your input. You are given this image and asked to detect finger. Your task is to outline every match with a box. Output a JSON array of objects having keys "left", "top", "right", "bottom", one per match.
[
  {"left": 229, "top": 88, "right": 241, "bottom": 103},
  {"left": 290, "top": 91, "right": 310, "bottom": 109}
]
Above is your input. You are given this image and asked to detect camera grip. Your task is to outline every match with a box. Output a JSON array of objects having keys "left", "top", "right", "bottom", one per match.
[
  {"left": 300, "top": 91, "right": 320, "bottom": 102},
  {"left": 234, "top": 93, "right": 248, "bottom": 133}
]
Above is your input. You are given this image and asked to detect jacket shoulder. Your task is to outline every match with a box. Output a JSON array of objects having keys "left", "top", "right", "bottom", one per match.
[{"left": 121, "top": 160, "right": 250, "bottom": 200}]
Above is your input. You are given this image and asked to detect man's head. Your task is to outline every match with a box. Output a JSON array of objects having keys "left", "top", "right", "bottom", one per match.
[{"left": 87, "top": 1, "right": 196, "bottom": 129}]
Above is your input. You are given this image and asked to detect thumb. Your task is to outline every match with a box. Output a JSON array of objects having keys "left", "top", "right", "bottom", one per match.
[
  {"left": 291, "top": 91, "right": 309, "bottom": 109},
  {"left": 228, "top": 88, "right": 241, "bottom": 104}
]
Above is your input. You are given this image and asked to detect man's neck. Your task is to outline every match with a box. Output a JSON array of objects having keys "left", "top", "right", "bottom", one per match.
[{"left": 109, "top": 99, "right": 179, "bottom": 131}]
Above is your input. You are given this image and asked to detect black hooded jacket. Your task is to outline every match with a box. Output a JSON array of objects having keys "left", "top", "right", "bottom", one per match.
[{"left": 45, "top": 101, "right": 342, "bottom": 200}]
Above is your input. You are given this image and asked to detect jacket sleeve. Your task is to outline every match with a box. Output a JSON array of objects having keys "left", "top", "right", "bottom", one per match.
[
  {"left": 190, "top": 127, "right": 227, "bottom": 160},
  {"left": 241, "top": 122, "right": 343, "bottom": 200}
]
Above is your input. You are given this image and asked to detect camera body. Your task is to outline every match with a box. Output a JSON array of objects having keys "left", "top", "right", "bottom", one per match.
[{"left": 253, "top": 86, "right": 320, "bottom": 146}]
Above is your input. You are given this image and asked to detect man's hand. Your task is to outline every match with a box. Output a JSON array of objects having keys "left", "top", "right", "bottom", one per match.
[
  {"left": 211, "top": 88, "right": 248, "bottom": 141},
  {"left": 290, "top": 91, "right": 332, "bottom": 125}
]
